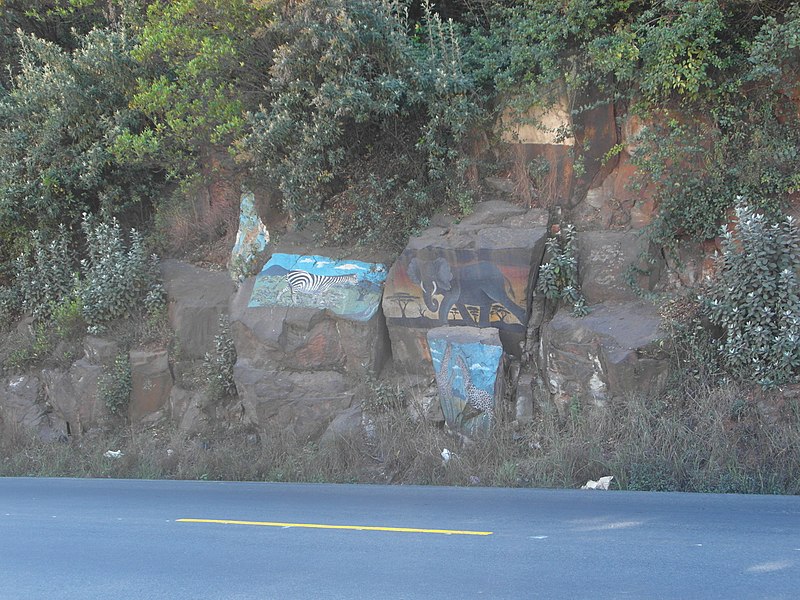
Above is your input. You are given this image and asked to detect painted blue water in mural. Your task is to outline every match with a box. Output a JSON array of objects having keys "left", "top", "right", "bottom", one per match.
[
  {"left": 248, "top": 253, "right": 387, "bottom": 321},
  {"left": 428, "top": 337, "right": 503, "bottom": 436}
]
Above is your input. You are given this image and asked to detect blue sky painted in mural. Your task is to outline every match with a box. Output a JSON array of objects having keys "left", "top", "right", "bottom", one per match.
[
  {"left": 258, "top": 253, "right": 387, "bottom": 283},
  {"left": 428, "top": 339, "right": 503, "bottom": 396}
]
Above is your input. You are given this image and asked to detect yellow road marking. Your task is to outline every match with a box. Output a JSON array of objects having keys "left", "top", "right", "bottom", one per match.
[{"left": 176, "top": 518, "right": 492, "bottom": 536}]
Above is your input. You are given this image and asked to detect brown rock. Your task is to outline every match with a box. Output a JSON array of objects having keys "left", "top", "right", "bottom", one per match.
[
  {"left": 234, "top": 362, "right": 353, "bottom": 441},
  {"left": 161, "top": 260, "right": 235, "bottom": 359},
  {"left": 0, "top": 375, "right": 65, "bottom": 439},
  {"left": 82, "top": 336, "right": 120, "bottom": 365},
  {"left": 383, "top": 201, "right": 548, "bottom": 374},
  {"left": 540, "top": 302, "right": 669, "bottom": 412},
  {"left": 576, "top": 231, "right": 665, "bottom": 305},
  {"left": 129, "top": 350, "right": 173, "bottom": 422},
  {"left": 43, "top": 361, "right": 107, "bottom": 435},
  {"left": 320, "top": 405, "right": 363, "bottom": 448}
]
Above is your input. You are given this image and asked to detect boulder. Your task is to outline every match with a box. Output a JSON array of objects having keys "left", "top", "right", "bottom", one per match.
[
  {"left": 229, "top": 190, "right": 270, "bottom": 281},
  {"left": 234, "top": 361, "right": 354, "bottom": 441},
  {"left": 230, "top": 249, "right": 390, "bottom": 439},
  {"left": 539, "top": 302, "right": 670, "bottom": 412},
  {"left": 128, "top": 350, "right": 173, "bottom": 422},
  {"left": 320, "top": 405, "right": 364, "bottom": 448},
  {"left": 169, "top": 386, "right": 209, "bottom": 435},
  {"left": 0, "top": 375, "right": 64, "bottom": 439},
  {"left": 383, "top": 202, "right": 548, "bottom": 376},
  {"left": 576, "top": 231, "right": 665, "bottom": 305},
  {"left": 427, "top": 326, "right": 506, "bottom": 437},
  {"left": 42, "top": 361, "right": 107, "bottom": 435},
  {"left": 161, "top": 260, "right": 235, "bottom": 359},
  {"left": 231, "top": 252, "right": 391, "bottom": 376},
  {"left": 82, "top": 336, "right": 120, "bottom": 365}
]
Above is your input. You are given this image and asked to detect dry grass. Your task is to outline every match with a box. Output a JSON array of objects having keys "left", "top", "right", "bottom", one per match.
[
  {"left": 153, "top": 180, "right": 239, "bottom": 268},
  {"left": 3, "top": 374, "right": 799, "bottom": 493}
]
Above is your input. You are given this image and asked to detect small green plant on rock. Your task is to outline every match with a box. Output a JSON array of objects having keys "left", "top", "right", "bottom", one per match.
[
  {"left": 204, "top": 315, "right": 237, "bottom": 402},
  {"left": 537, "top": 224, "right": 589, "bottom": 317},
  {"left": 98, "top": 353, "right": 132, "bottom": 415},
  {"left": 704, "top": 203, "right": 800, "bottom": 388},
  {"left": 361, "top": 374, "right": 404, "bottom": 414}
]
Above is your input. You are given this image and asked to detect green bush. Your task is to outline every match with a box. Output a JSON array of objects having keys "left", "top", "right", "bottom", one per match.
[
  {"left": 117, "top": 0, "right": 274, "bottom": 181},
  {"left": 488, "top": 1, "right": 799, "bottom": 246},
  {"left": 98, "top": 353, "right": 132, "bottom": 415},
  {"left": 704, "top": 204, "right": 800, "bottom": 388},
  {"left": 12, "top": 226, "right": 77, "bottom": 323},
  {"left": 203, "top": 314, "right": 237, "bottom": 402},
  {"left": 536, "top": 224, "right": 588, "bottom": 317},
  {"left": 78, "top": 214, "right": 165, "bottom": 333},
  {"left": 239, "top": 0, "right": 482, "bottom": 245},
  {"left": 0, "top": 25, "right": 159, "bottom": 267}
]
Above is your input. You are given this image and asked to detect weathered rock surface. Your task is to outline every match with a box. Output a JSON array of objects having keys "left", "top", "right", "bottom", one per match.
[
  {"left": 128, "top": 350, "right": 173, "bottom": 422},
  {"left": 383, "top": 201, "right": 548, "bottom": 375},
  {"left": 576, "top": 231, "right": 665, "bottom": 305},
  {"left": 539, "top": 302, "right": 670, "bottom": 412},
  {"left": 83, "top": 336, "right": 120, "bottom": 365},
  {"left": 428, "top": 326, "right": 506, "bottom": 437},
  {"left": 41, "top": 362, "right": 106, "bottom": 436},
  {"left": 320, "top": 405, "right": 364, "bottom": 448},
  {"left": 0, "top": 375, "right": 65, "bottom": 439},
  {"left": 161, "top": 260, "right": 235, "bottom": 359},
  {"left": 234, "top": 361, "right": 354, "bottom": 441}
]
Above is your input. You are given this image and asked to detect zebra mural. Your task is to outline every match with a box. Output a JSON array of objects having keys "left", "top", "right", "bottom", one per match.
[
  {"left": 248, "top": 253, "right": 387, "bottom": 321},
  {"left": 285, "top": 270, "right": 358, "bottom": 302}
]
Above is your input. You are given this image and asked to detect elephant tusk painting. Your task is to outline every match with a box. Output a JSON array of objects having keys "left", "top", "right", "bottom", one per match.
[{"left": 385, "top": 249, "right": 529, "bottom": 333}]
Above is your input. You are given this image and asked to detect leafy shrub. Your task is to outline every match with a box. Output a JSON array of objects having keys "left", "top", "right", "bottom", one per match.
[
  {"left": 0, "top": 285, "right": 21, "bottom": 330},
  {"left": 78, "top": 214, "right": 165, "bottom": 333},
  {"left": 98, "top": 353, "right": 132, "bottom": 415},
  {"left": 239, "top": 0, "right": 482, "bottom": 245},
  {"left": 12, "top": 226, "right": 77, "bottom": 323},
  {"left": 0, "top": 26, "right": 159, "bottom": 269},
  {"left": 537, "top": 224, "right": 588, "bottom": 317},
  {"left": 489, "top": 1, "right": 799, "bottom": 246},
  {"left": 704, "top": 204, "right": 800, "bottom": 388},
  {"left": 118, "top": 0, "right": 274, "bottom": 180},
  {"left": 203, "top": 315, "right": 237, "bottom": 402}
]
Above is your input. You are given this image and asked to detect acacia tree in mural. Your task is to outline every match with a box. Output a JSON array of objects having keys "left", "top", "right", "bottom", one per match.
[
  {"left": 386, "top": 292, "right": 417, "bottom": 318},
  {"left": 406, "top": 256, "right": 527, "bottom": 330}
]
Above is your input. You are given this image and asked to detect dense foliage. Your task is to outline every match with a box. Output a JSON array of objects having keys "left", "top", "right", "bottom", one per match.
[
  {"left": 1, "top": 1, "right": 799, "bottom": 356},
  {"left": 238, "top": 0, "right": 481, "bottom": 245},
  {"left": 0, "top": 24, "right": 158, "bottom": 282},
  {"left": 705, "top": 206, "right": 800, "bottom": 388},
  {"left": 490, "top": 0, "right": 799, "bottom": 243}
]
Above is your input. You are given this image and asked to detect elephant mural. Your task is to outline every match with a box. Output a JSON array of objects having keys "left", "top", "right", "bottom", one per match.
[{"left": 406, "top": 256, "right": 528, "bottom": 331}]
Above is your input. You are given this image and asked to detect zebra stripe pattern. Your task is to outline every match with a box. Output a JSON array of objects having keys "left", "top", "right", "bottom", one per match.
[{"left": 285, "top": 270, "right": 358, "bottom": 295}]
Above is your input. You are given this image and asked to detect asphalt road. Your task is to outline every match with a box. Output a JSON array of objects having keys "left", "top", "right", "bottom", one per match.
[{"left": 0, "top": 478, "right": 798, "bottom": 599}]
